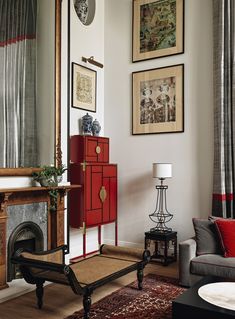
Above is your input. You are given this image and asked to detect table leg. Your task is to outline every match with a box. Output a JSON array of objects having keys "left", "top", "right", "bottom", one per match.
[{"left": 163, "top": 239, "right": 168, "bottom": 266}]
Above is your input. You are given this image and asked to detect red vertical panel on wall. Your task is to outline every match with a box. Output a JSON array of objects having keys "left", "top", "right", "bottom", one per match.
[
  {"left": 91, "top": 168, "right": 102, "bottom": 209},
  {"left": 70, "top": 135, "right": 84, "bottom": 163},
  {"left": 86, "top": 138, "right": 98, "bottom": 162},
  {"left": 85, "top": 165, "right": 91, "bottom": 210},
  {"left": 69, "top": 163, "right": 84, "bottom": 228},
  {"left": 86, "top": 209, "right": 102, "bottom": 226},
  {"left": 103, "top": 142, "right": 109, "bottom": 163},
  {"left": 102, "top": 177, "right": 110, "bottom": 223},
  {"left": 109, "top": 177, "right": 117, "bottom": 221},
  {"left": 97, "top": 140, "right": 109, "bottom": 163}
]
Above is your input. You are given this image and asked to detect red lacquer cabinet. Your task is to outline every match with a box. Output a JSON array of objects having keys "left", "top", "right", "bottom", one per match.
[
  {"left": 69, "top": 135, "right": 118, "bottom": 257},
  {"left": 69, "top": 163, "right": 117, "bottom": 228}
]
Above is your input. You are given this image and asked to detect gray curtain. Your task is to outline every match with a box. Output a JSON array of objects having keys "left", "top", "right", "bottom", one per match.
[
  {"left": 0, "top": 0, "right": 37, "bottom": 168},
  {"left": 212, "top": 0, "right": 235, "bottom": 217}
]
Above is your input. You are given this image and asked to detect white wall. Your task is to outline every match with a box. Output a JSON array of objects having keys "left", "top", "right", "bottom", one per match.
[
  {"left": 104, "top": 0, "right": 214, "bottom": 245},
  {"left": 68, "top": 0, "right": 105, "bottom": 258},
  {"left": 70, "top": 0, "right": 104, "bottom": 137}
]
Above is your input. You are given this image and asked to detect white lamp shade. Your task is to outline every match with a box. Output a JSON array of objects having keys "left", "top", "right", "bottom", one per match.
[{"left": 153, "top": 163, "right": 172, "bottom": 178}]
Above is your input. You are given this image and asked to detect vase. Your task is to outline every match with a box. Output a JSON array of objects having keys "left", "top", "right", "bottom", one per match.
[
  {"left": 81, "top": 113, "right": 93, "bottom": 135},
  {"left": 92, "top": 119, "right": 101, "bottom": 136},
  {"left": 38, "top": 175, "right": 62, "bottom": 187}
]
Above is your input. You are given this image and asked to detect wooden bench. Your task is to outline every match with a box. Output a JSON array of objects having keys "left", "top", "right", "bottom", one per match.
[{"left": 11, "top": 244, "right": 150, "bottom": 319}]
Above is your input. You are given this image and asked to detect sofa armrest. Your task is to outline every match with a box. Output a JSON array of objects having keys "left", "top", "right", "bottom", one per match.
[{"left": 179, "top": 238, "right": 196, "bottom": 287}]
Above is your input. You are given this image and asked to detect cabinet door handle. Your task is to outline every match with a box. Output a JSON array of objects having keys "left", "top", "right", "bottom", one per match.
[
  {"left": 99, "top": 186, "right": 107, "bottom": 203},
  {"left": 96, "top": 146, "right": 101, "bottom": 154}
]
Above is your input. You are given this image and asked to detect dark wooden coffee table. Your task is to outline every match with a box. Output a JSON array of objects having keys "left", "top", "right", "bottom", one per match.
[{"left": 172, "top": 276, "right": 235, "bottom": 319}]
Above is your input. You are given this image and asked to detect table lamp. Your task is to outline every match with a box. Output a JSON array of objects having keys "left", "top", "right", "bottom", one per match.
[{"left": 149, "top": 163, "right": 173, "bottom": 232}]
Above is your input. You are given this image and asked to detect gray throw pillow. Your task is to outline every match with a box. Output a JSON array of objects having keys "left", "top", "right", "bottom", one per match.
[{"left": 192, "top": 218, "right": 222, "bottom": 256}]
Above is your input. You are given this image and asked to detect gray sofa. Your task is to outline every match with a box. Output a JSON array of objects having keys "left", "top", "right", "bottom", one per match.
[{"left": 179, "top": 237, "right": 235, "bottom": 287}]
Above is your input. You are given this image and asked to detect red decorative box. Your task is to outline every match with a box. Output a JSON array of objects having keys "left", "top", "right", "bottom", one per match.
[{"left": 70, "top": 135, "right": 109, "bottom": 164}]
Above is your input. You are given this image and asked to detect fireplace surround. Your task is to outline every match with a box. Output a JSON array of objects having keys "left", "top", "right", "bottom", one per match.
[{"left": 0, "top": 185, "right": 80, "bottom": 290}]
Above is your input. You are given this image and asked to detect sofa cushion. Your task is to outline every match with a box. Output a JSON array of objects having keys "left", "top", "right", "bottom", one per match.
[
  {"left": 215, "top": 219, "right": 235, "bottom": 257},
  {"left": 191, "top": 254, "right": 235, "bottom": 279},
  {"left": 192, "top": 218, "right": 222, "bottom": 256}
]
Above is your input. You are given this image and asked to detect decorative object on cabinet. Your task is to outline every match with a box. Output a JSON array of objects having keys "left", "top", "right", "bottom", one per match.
[
  {"left": 149, "top": 163, "right": 173, "bottom": 232},
  {"left": 81, "top": 113, "right": 93, "bottom": 135},
  {"left": 132, "top": 0, "right": 184, "bottom": 62},
  {"left": 91, "top": 119, "right": 101, "bottom": 136},
  {"left": 72, "top": 62, "right": 97, "bottom": 112},
  {"left": 82, "top": 56, "right": 104, "bottom": 68},
  {"left": 74, "top": 0, "right": 96, "bottom": 26},
  {"left": 69, "top": 135, "right": 117, "bottom": 257},
  {"left": 132, "top": 64, "right": 184, "bottom": 135}
]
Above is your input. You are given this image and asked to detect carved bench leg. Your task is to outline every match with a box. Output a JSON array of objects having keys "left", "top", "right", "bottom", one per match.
[
  {"left": 36, "top": 280, "right": 44, "bottom": 309},
  {"left": 137, "top": 267, "right": 143, "bottom": 290},
  {"left": 83, "top": 292, "right": 92, "bottom": 319}
]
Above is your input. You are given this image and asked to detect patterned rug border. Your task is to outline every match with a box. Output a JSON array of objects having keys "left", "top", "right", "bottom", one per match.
[{"left": 65, "top": 274, "right": 185, "bottom": 319}]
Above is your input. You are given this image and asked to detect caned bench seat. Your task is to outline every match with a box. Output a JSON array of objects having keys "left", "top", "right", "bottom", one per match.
[{"left": 11, "top": 244, "right": 150, "bottom": 319}]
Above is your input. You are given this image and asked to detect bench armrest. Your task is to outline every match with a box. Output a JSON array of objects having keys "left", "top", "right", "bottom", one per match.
[
  {"left": 179, "top": 238, "right": 196, "bottom": 287},
  {"left": 11, "top": 245, "right": 68, "bottom": 274},
  {"left": 100, "top": 244, "right": 151, "bottom": 263}
]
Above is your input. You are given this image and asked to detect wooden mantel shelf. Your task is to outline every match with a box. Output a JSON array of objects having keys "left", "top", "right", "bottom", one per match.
[{"left": 0, "top": 184, "right": 81, "bottom": 194}]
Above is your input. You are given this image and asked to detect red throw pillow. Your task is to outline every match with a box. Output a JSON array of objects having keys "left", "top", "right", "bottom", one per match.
[{"left": 215, "top": 219, "right": 235, "bottom": 257}]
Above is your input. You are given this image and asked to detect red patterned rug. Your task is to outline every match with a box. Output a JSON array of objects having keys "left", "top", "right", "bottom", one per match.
[{"left": 65, "top": 274, "right": 186, "bottom": 319}]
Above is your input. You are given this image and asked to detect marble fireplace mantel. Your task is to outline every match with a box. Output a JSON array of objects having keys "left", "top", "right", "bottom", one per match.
[{"left": 0, "top": 185, "right": 81, "bottom": 290}]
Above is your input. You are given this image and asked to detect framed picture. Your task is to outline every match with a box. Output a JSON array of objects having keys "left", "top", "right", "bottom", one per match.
[
  {"left": 132, "top": 64, "right": 184, "bottom": 135},
  {"left": 132, "top": 0, "right": 184, "bottom": 62},
  {"left": 72, "top": 62, "right": 97, "bottom": 112}
]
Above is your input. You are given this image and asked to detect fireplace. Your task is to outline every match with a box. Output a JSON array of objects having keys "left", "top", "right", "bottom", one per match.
[
  {"left": 6, "top": 202, "right": 48, "bottom": 282},
  {"left": 7, "top": 221, "right": 44, "bottom": 281},
  {"left": 0, "top": 185, "right": 77, "bottom": 289}
]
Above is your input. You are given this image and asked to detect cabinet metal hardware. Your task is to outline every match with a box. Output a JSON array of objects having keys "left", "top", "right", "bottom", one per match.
[
  {"left": 96, "top": 146, "right": 101, "bottom": 154},
  {"left": 81, "top": 161, "right": 87, "bottom": 171},
  {"left": 99, "top": 186, "right": 107, "bottom": 203}
]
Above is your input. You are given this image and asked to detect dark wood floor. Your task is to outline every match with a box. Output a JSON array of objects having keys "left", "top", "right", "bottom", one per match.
[{"left": 0, "top": 262, "right": 178, "bottom": 319}]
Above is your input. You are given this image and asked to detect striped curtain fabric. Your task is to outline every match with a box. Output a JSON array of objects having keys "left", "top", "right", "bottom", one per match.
[
  {"left": 0, "top": 0, "right": 38, "bottom": 168},
  {"left": 212, "top": 0, "right": 235, "bottom": 217}
]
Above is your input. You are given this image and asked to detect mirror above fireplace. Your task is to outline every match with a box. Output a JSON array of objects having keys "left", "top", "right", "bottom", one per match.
[{"left": 0, "top": 0, "right": 62, "bottom": 176}]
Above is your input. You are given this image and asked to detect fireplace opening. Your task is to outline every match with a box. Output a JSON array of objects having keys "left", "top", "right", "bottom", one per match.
[{"left": 8, "top": 222, "right": 44, "bottom": 282}]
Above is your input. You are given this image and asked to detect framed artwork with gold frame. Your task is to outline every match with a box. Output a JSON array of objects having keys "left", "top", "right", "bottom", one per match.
[
  {"left": 132, "top": 64, "right": 184, "bottom": 135},
  {"left": 132, "top": 0, "right": 184, "bottom": 62},
  {"left": 72, "top": 62, "right": 97, "bottom": 112}
]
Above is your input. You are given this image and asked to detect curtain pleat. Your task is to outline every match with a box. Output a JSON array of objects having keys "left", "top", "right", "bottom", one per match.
[
  {"left": 212, "top": 0, "right": 235, "bottom": 217},
  {"left": 0, "top": 0, "right": 37, "bottom": 168}
]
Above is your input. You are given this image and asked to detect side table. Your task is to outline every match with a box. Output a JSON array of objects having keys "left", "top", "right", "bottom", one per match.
[{"left": 144, "top": 230, "right": 177, "bottom": 266}]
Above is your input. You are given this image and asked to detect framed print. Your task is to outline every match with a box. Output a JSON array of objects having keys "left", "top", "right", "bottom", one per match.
[
  {"left": 132, "top": 64, "right": 184, "bottom": 135},
  {"left": 72, "top": 62, "right": 97, "bottom": 112},
  {"left": 132, "top": 0, "right": 184, "bottom": 62}
]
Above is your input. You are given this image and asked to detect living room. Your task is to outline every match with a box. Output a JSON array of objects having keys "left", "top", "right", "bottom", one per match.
[{"left": 1, "top": 0, "right": 229, "bottom": 318}]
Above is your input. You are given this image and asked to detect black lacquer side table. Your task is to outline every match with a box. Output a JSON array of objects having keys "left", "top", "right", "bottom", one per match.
[{"left": 144, "top": 230, "right": 177, "bottom": 266}]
